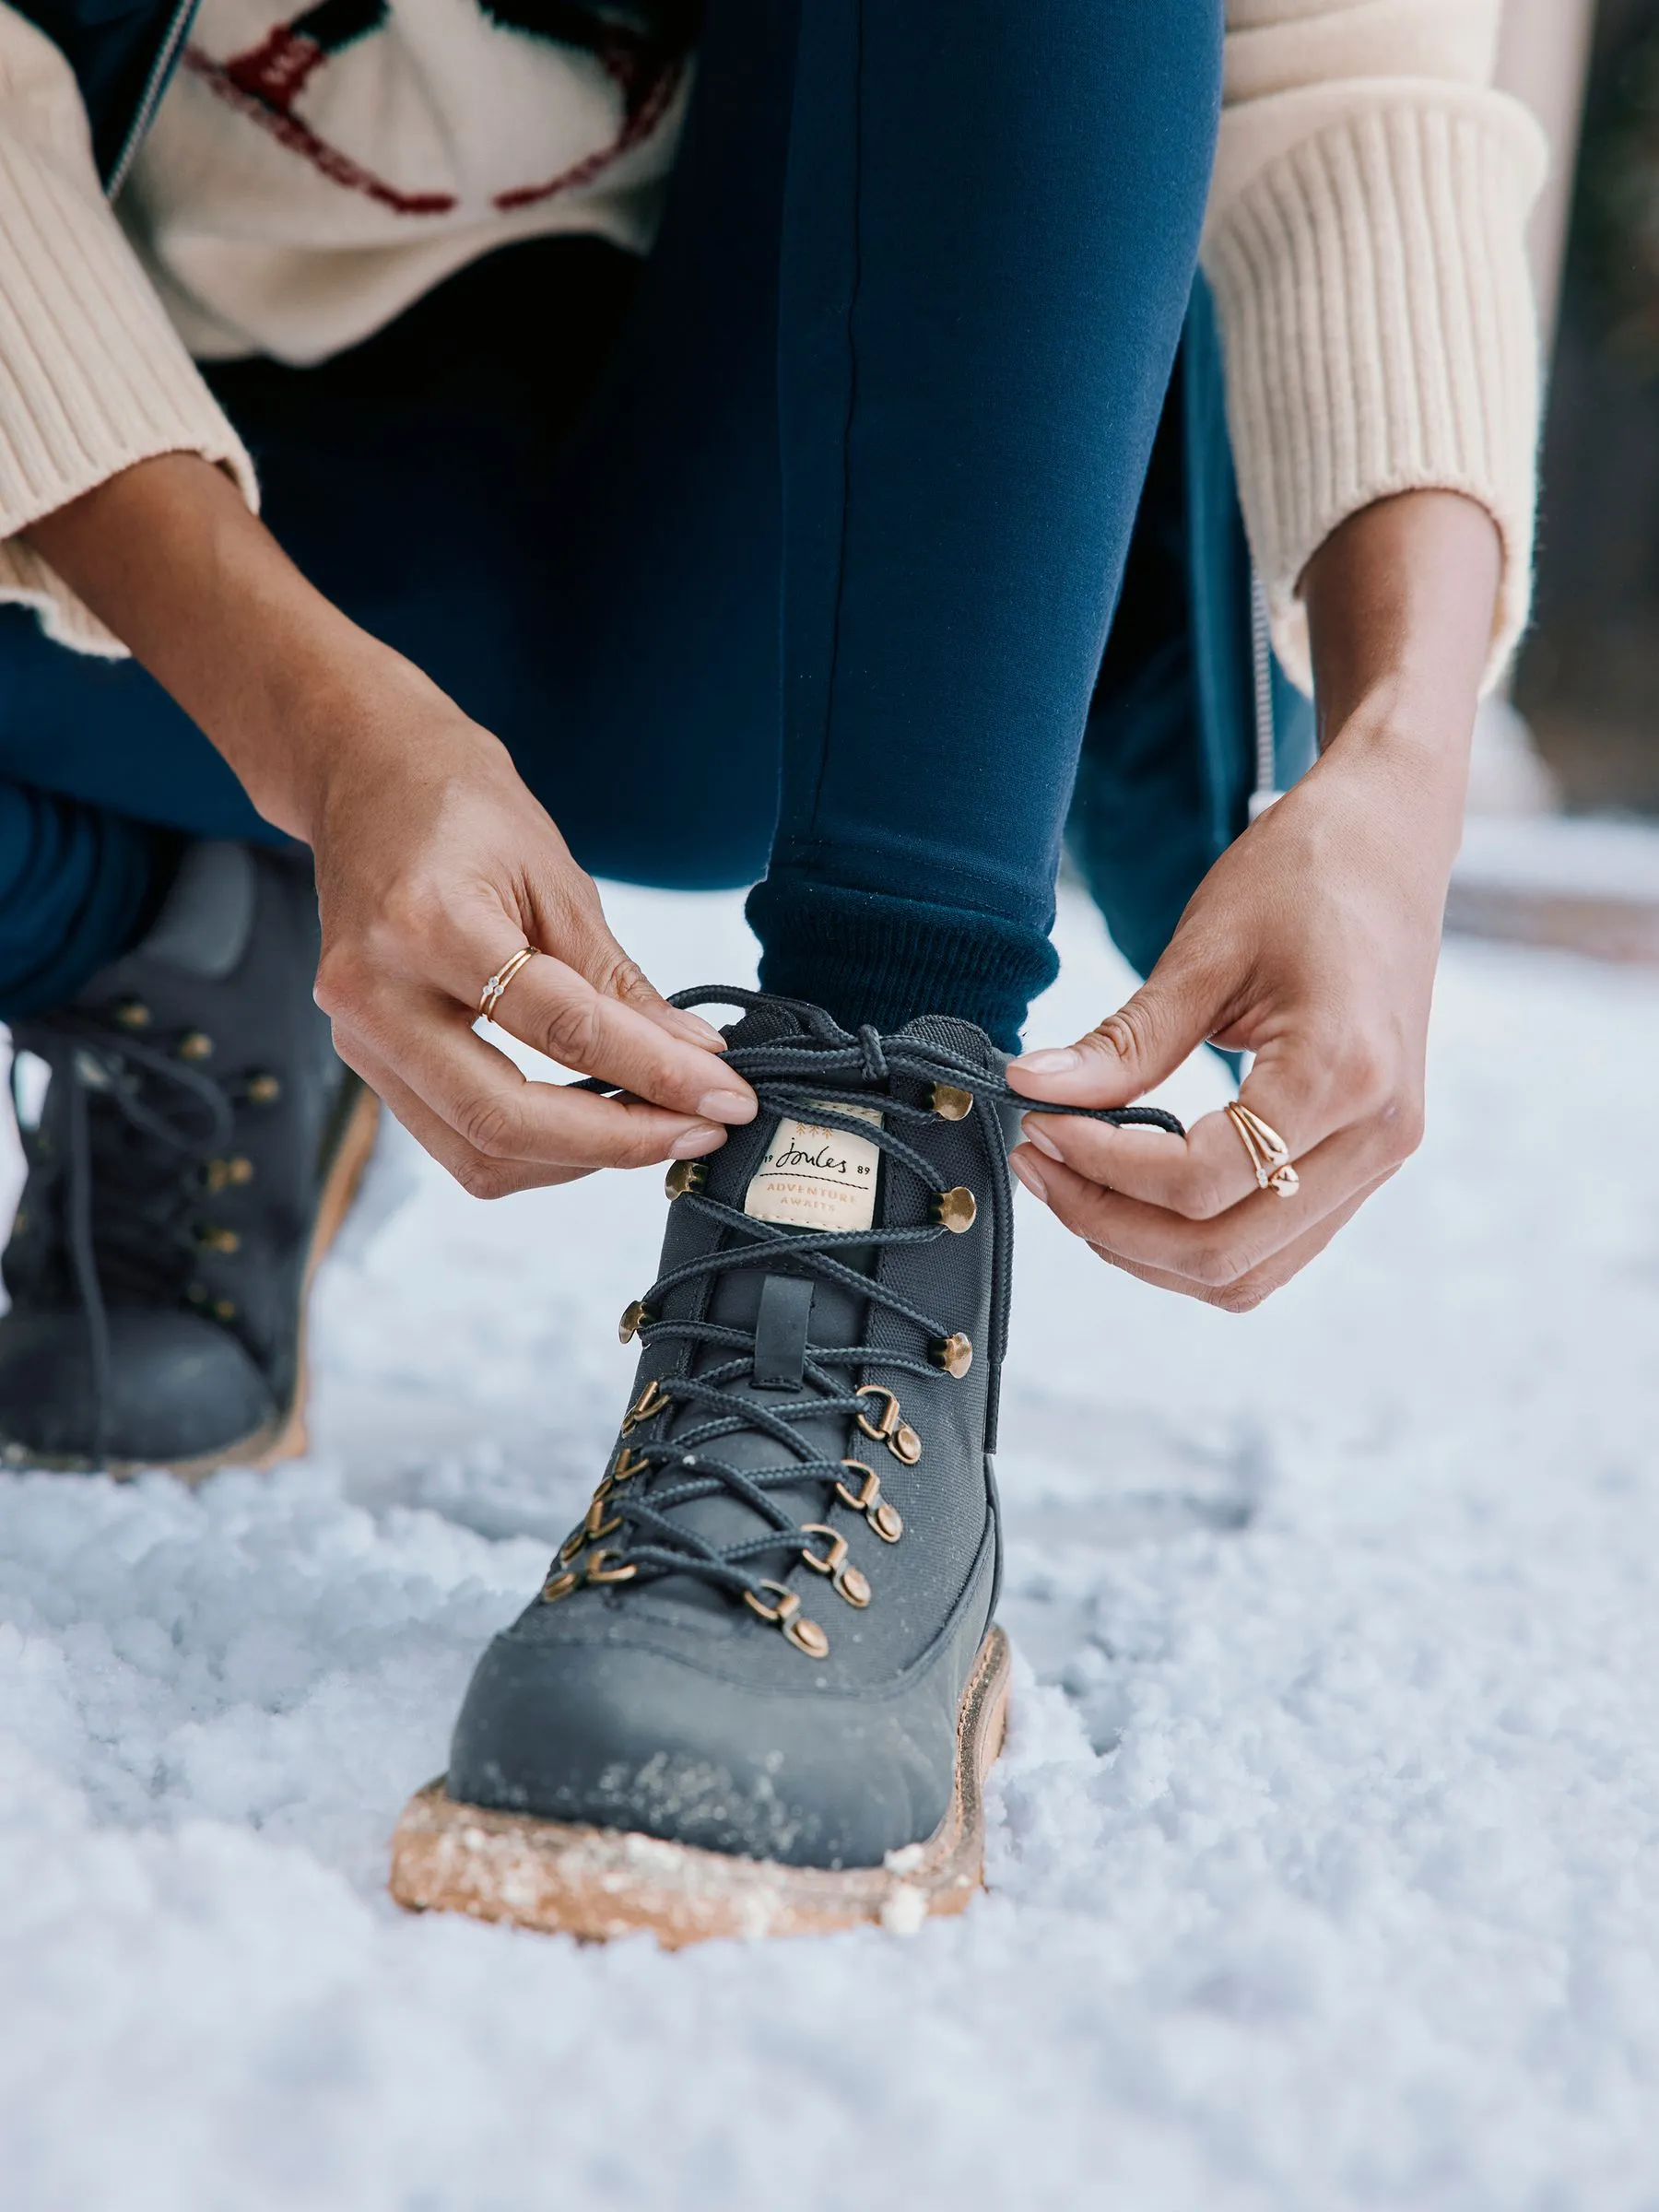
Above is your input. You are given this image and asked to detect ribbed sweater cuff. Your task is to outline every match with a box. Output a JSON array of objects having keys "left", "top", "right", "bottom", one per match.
[
  {"left": 0, "top": 135, "right": 258, "bottom": 657},
  {"left": 1204, "top": 99, "right": 1546, "bottom": 697}
]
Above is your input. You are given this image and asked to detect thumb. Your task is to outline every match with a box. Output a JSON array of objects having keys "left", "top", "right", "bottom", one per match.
[{"left": 1007, "top": 947, "right": 1223, "bottom": 1106}]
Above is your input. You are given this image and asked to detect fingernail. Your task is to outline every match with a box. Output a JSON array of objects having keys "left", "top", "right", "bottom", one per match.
[
  {"left": 1014, "top": 1047, "right": 1080, "bottom": 1076},
  {"left": 698, "top": 1087, "right": 757, "bottom": 1124},
  {"left": 1022, "top": 1117, "right": 1065, "bottom": 1162},
  {"left": 1009, "top": 1149, "right": 1048, "bottom": 1202},
  {"left": 671, "top": 1124, "right": 725, "bottom": 1158},
  {"left": 673, "top": 1012, "right": 728, "bottom": 1049}
]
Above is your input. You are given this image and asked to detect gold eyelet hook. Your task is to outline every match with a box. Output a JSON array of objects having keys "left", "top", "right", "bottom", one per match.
[
  {"left": 622, "top": 1376, "right": 669, "bottom": 1430},
  {"left": 799, "top": 1524, "right": 848, "bottom": 1577},
  {"left": 583, "top": 1497, "right": 622, "bottom": 1542},
  {"left": 801, "top": 1525, "right": 872, "bottom": 1608},
  {"left": 585, "top": 1548, "right": 637, "bottom": 1584},
  {"left": 929, "top": 1185, "right": 977, "bottom": 1233},
  {"left": 836, "top": 1459, "right": 903, "bottom": 1542},
  {"left": 743, "top": 1579, "right": 799, "bottom": 1624},
  {"left": 743, "top": 1580, "right": 830, "bottom": 1658},
  {"left": 618, "top": 1300, "right": 653, "bottom": 1344},
  {"left": 855, "top": 1383, "right": 923, "bottom": 1465}
]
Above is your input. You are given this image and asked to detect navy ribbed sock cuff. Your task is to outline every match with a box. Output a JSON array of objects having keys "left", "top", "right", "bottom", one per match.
[{"left": 745, "top": 876, "right": 1057, "bottom": 1053}]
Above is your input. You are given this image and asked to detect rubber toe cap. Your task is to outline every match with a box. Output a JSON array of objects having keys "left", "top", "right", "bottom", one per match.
[{"left": 446, "top": 1630, "right": 959, "bottom": 1870}]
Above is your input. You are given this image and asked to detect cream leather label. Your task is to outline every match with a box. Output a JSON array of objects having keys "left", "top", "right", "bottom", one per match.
[{"left": 744, "top": 1104, "right": 883, "bottom": 1232}]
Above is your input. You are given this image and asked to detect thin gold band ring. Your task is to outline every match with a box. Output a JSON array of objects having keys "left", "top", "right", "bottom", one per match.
[
  {"left": 1226, "top": 1100, "right": 1300, "bottom": 1198},
  {"left": 477, "top": 946, "right": 537, "bottom": 1023}
]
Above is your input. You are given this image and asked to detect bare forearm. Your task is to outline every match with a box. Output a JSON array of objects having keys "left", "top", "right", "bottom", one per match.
[
  {"left": 22, "top": 453, "right": 442, "bottom": 841},
  {"left": 1301, "top": 488, "right": 1501, "bottom": 825},
  {"left": 23, "top": 453, "right": 747, "bottom": 1174}
]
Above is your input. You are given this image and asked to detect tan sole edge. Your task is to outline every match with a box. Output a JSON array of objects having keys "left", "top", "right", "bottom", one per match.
[
  {"left": 387, "top": 1625, "right": 1012, "bottom": 1947},
  {"left": 111, "top": 1083, "right": 382, "bottom": 1487}
]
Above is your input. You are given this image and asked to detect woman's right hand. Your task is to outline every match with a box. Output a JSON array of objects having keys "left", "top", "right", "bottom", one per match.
[
  {"left": 305, "top": 679, "right": 757, "bottom": 1196},
  {"left": 24, "top": 453, "right": 756, "bottom": 1196}
]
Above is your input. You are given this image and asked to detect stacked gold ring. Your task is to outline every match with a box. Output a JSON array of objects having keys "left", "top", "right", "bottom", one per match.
[
  {"left": 477, "top": 945, "right": 537, "bottom": 1022},
  {"left": 1225, "top": 1100, "right": 1300, "bottom": 1197}
]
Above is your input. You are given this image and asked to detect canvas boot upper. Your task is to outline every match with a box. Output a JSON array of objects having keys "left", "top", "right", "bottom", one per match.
[{"left": 446, "top": 987, "right": 1181, "bottom": 1869}]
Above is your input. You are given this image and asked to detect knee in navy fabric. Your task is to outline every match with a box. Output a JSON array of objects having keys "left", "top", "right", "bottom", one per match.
[{"left": 551, "top": 760, "right": 778, "bottom": 900}]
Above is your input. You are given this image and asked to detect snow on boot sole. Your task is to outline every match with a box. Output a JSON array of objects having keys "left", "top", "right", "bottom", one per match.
[{"left": 388, "top": 1623, "right": 1009, "bottom": 1946}]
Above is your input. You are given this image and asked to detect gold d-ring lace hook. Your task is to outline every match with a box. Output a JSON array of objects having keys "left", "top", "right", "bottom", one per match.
[
  {"left": 743, "top": 1581, "right": 830, "bottom": 1657},
  {"left": 836, "top": 1459, "right": 904, "bottom": 1542},
  {"left": 854, "top": 1383, "right": 923, "bottom": 1465},
  {"left": 622, "top": 1376, "right": 669, "bottom": 1430},
  {"left": 800, "top": 1524, "right": 872, "bottom": 1608}
]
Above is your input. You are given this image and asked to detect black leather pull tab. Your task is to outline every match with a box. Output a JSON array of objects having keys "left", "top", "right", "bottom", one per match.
[{"left": 752, "top": 1274, "right": 814, "bottom": 1390}]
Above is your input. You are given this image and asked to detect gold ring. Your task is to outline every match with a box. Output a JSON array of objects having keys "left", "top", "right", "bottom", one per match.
[
  {"left": 1226, "top": 1100, "right": 1300, "bottom": 1197},
  {"left": 477, "top": 945, "right": 537, "bottom": 1022}
]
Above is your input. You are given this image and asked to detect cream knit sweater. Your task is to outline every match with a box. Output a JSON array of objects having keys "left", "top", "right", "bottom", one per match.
[{"left": 0, "top": 0, "right": 1545, "bottom": 692}]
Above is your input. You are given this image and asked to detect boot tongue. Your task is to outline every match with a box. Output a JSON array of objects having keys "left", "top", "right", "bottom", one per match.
[
  {"left": 718, "top": 999, "right": 812, "bottom": 1051},
  {"left": 719, "top": 995, "right": 903, "bottom": 1235},
  {"left": 890, "top": 1010, "right": 1001, "bottom": 1069}
]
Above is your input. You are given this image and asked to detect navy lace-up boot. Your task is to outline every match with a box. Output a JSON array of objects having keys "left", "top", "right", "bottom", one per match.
[
  {"left": 391, "top": 988, "right": 1179, "bottom": 1943},
  {"left": 0, "top": 841, "right": 377, "bottom": 1477}
]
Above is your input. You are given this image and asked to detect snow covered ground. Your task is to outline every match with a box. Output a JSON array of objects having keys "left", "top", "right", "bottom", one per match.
[{"left": 6, "top": 876, "right": 1659, "bottom": 2211}]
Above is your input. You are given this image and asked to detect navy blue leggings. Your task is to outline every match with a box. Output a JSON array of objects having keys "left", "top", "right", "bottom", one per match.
[{"left": 0, "top": 0, "right": 1220, "bottom": 1048}]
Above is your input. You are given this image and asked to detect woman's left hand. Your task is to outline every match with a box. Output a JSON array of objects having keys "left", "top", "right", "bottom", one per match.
[{"left": 1004, "top": 488, "right": 1501, "bottom": 1312}]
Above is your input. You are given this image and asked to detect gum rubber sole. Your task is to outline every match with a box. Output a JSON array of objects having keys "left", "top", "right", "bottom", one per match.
[{"left": 387, "top": 1625, "right": 1012, "bottom": 1947}]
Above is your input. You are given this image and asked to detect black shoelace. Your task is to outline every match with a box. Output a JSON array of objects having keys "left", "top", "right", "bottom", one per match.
[
  {"left": 16, "top": 1013, "right": 241, "bottom": 1459},
  {"left": 545, "top": 987, "right": 1184, "bottom": 1653}
]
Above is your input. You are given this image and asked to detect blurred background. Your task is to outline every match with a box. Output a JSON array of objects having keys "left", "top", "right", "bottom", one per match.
[
  {"left": 1511, "top": 0, "right": 1659, "bottom": 813},
  {"left": 1445, "top": 0, "right": 1659, "bottom": 959}
]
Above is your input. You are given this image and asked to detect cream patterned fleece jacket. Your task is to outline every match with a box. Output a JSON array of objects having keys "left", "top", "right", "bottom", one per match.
[{"left": 0, "top": 0, "right": 1546, "bottom": 690}]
